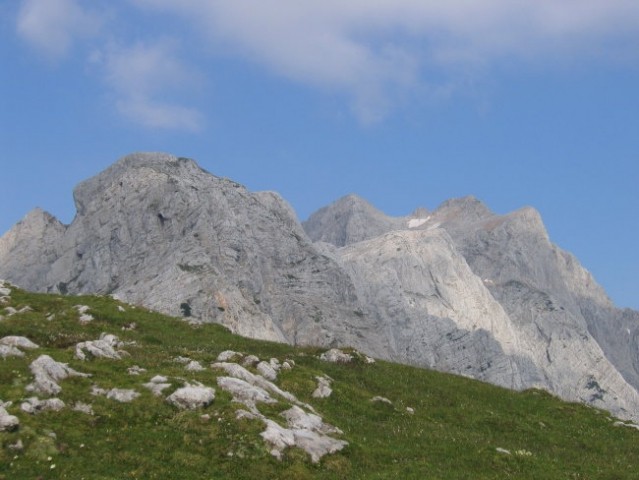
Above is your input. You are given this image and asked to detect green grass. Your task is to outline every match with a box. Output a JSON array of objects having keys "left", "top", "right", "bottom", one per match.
[{"left": 1, "top": 287, "right": 639, "bottom": 479}]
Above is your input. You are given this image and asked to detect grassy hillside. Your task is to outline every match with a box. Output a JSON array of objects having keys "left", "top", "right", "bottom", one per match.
[{"left": 1, "top": 285, "right": 638, "bottom": 479}]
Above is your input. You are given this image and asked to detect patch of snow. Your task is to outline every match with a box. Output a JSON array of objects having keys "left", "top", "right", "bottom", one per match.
[{"left": 408, "top": 217, "right": 430, "bottom": 229}]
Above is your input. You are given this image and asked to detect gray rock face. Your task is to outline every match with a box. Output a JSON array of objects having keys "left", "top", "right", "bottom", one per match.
[
  {"left": 306, "top": 195, "right": 639, "bottom": 421},
  {"left": 0, "top": 404, "right": 19, "bottom": 431},
  {"left": 0, "top": 153, "right": 385, "bottom": 356}
]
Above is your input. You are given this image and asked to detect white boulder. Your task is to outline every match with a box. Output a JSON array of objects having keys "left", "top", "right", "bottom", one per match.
[
  {"left": 27, "top": 355, "right": 90, "bottom": 395},
  {"left": 166, "top": 383, "right": 215, "bottom": 410}
]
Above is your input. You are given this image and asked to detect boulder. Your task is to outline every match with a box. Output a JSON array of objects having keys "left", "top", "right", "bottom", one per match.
[
  {"left": 0, "top": 405, "right": 19, "bottom": 431},
  {"left": 312, "top": 376, "right": 333, "bottom": 399},
  {"left": 27, "top": 355, "right": 90, "bottom": 395},
  {"left": 20, "top": 397, "right": 65, "bottom": 414},
  {"left": 320, "top": 349, "right": 353, "bottom": 364},
  {"left": 166, "top": 383, "right": 215, "bottom": 410},
  {"left": 216, "top": 376, "right": 276, "bottom": 411},
  {"left": 0, "top": 336, "right": 39, "bottom": 349}
]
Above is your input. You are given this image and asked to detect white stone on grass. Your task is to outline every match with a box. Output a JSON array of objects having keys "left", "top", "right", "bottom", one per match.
[
  {"left": 212, "top": 362, "right": 296, "bottom": 403},
  {"left": 319, "top": 349, "right": 353, "bottom": 363},
  {"left": 0, "top": 405, "right": 19, "bottom": 431},
  {"left": 0, "top": 336, "right": 39, "bottom": 350},
  {"left": 27, "top": 355, "right": 90, "bottom": 395},
  {"left": 371, "top": 396, "right": 393, "bottom": 405},
  {"left": 217, "top": 376, "right": 276, "bottom": 411},
  {"left": 0, "top": 345, "right": 24, "bottom": 358},
  {"left": 75, "top": 333, "right": 128, "bottom": 361},
  {"left": 20, "top": 397, "right": 65, "bottom": 414},
  {"left": 241, "top": 355, "right": 259, "bottom": 367},
  {"left": 217, "top": 350, "right": 243, "bottom": 362},
  {"left": 185, "top": 360, "right": 205, "bottom": 372},
  {"left": 257, "top": 361, "right": 278, "bottom": 381},
  {"left": 166, "top": 383, "right": 215, "bottom": 410},
  {"left": 128, "top": 365, "right": 147, "bottom": 375},
  {"left": 312, "top": 376, "right": 333, "bottom": 399}
]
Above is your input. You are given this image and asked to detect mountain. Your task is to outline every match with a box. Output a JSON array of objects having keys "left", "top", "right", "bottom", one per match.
[{"left": 1, "top": 152, "right": 638, "bottom": 423}]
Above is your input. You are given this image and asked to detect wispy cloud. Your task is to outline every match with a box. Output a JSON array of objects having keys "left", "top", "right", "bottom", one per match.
[
  {"left": 94, "top": 41, "right": 204, "bottom": 131},
  {"left": 132, "top": 0, "right": 639, "bottom": 121},
  {"left": 16, "top": 0, "right": 103, "bottom": 60},
  {"left": 15, "top": 0, "right": 639, "bottom": 125}
]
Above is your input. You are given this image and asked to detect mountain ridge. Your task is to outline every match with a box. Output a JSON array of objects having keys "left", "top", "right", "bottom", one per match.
[{"left": 1, "top": 152, "right": 637, "bottom": 423}]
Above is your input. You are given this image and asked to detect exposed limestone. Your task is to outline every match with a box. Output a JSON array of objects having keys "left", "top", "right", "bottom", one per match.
[
  {"left": 256, "top": 361, "right": 278, "bottom": 381},
  {"left": 73, "top": 402, "right": 94, "bottom": 415},
  {"left": 371, "top": 396, "right": 393, "bottom": 405},
  {"left": 0, "top": 345, "right": 24, "bottom": 358},
  {"left": 312, "top": 376, "right": 333, "bottom": 399},
  {"left": 166, "top": 383, "right": 215, "bottom": 410},
  {"left": 0, "top": 336, "right": 39, "bottom": 350},
  {"left": 212, "top": 362, "right": 296, "bottom": 404},
  {"left": 143, "top": 375, "right": 172, "bottom": 396},
  {"left": 20, "top": 397, "right": 65, "bottom": 414},
  {"left": 216, "top": 376, "right": 276, "bottom": 411},
  {"left": 0, "top": 404, "right": 19, "bottom": 431},
  {"left": 75, "top": 333, "right": 128, "bottom": 361},
  {"left": 75, "top": 305, "right": 94, "bottom": 324},
  {"left": 27, "top": 355, "right": 90, "bottom": 395},
  {"left": 91, "top": 386, "right": 140, "bottom": 403},
  {"left": 241, "top": 354, "right": 259, "bottom": 367},
  {"left": 320, "top": 349, "right": 353, "bottom": 364},
  {"left": 218, "top": 350, "right": 243, "bottom": 362},
  {"left": 185, "top": 360, "right": 205, "bottom": 372},
  {"left": 128, "top": 365, "right": 147, "bottom": 375},
  {"left": 260, "top": 407, "right": 348, "bottom": 463}
]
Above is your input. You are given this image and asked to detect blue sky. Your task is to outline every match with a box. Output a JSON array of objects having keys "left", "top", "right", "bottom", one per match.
[{"left": 1, "top": 0, "right": 638, "bottom": 309}]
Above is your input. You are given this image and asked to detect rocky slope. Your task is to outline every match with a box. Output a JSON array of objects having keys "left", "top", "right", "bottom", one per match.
[{"left": 1, "top": 152, "right": 638, "bottom": 422}]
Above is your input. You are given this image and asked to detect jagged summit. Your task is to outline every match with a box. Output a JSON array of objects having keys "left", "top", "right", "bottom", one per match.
[{"left": 302, "top": 194, "right": 403, "bottom": 247}]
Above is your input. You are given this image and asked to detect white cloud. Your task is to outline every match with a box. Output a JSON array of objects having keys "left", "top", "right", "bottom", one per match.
[
  {"left": 16, "top": 0, "right": 103, "bottom": 59},
  {"left": 132, "top": 0, "right": 639, "bottom": 120},
  {"left": 96, "top": 41, "right": 203, "bottom": 131}
]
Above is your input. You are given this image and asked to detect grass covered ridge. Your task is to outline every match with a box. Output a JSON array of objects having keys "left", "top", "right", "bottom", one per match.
[{"left": 1, "top": 285, "right": 639, "bottom": 479}]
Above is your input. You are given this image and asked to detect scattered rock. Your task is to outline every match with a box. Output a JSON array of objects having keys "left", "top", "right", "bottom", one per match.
[
  {"left": 241, "top": 354, "right": 260, "bottom": 367},
  {"left": 75, "top": 333, "right": 128, "bottom": 360},
  {"left": 173, "top": 356, "right": 191, "bottom": 364},
  {"left": 185, "top": 360, "right": 205, "bottom": 372},
  {"left": 0, "top": 285, "right": 11, "bottom": 296},
  {"left": 496, "top": 448, "right": 511, "bottom": 455},
  {"left": 4, "top": 307, "right": 17, "bottom": 316},
  {"left": 0, "top": 344, "right": 24, "bottom": 358},
  {"left": 27, "top": 355, "right": 90, "bottom": 395},
  {"left": 282, "top": 361, "right": 292, "bottom": 370},
  {"left": 256, "top": 361, "right": 278, "bottom": 381},
  {"left": 91, "top": 386, "right": 140, "bottom": 403},
  {"left": 0, "top": 336, "right": 39, "bottom": 350},
  {"left": 75, "top": 305, "right": 94, "bottom": 324},
  {"left": 143, "top": 376, "right": 172, "bottom": 396},
  {"left": 406, "top": 407, "right": 415, "bottom": 414},
  {"left": 128, "top": 365, "right": 147, "bottom": 375},
  {"left": 312, "top": 376, "right": 333, "bottom": 399},
  {"left": 20, "top": 397, "right": 65, "bottom": 414},
  {"left": 281, "top": 405, "right": 342, "bottom": 435},
  {"left": 260, "top": 407, "right": 347, "bottom": 463},
  {"left": 73, "top": 402, "right": 94, "bottom": 415},
  {"left": 613, "top": 421, "right": 639, "bottom": 431},
  {"left": 118, "top": 306, "right": 126, "bottom": 312},
  {"left": 8, "top": 439, "right": 24, "bottom": 451},
  {"left": 0, "top": 404, "right": 19, "bottom": 431},
  {"left": 212, "top": 362, "right": 296, "bottom": 403},
  {"left": 217, "top": 376, "right": 276, "bottom": 411},
  {"left": 319, "top": 349, "right": 353, "bottom": 364},
  {"left": 121, "top": 322, "right": 136, "bottom": 330},
  {"left": 217, "top": 350, "right": 243, "bottom": 362},
  {"left": 166, "top": 383, "right": 215, "bottom": 410},
  {"left": 46, "top": 313, "right": 55, "bottom": 321},
  {"left": 106, "top": 389, "right": 140, "bottom": 403},
  {"left": 371, "top": 396, "right": 393, "bottom": 405}
]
